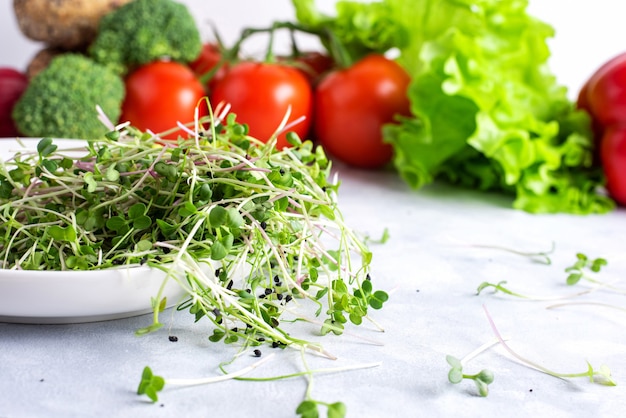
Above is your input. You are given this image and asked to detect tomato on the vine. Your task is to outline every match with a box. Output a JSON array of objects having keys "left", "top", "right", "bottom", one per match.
[
  {"left": 120, "top": 60, "right": 207, "bottom": 140},
  {"left": 314, "top": 54, "right": 411, "bottom": 169},
  {"left": 211, "top": 61, "right": 312, "bottom": 149},
  {"left": 189, "top": 43, "right": 229, "bottom": 93}
]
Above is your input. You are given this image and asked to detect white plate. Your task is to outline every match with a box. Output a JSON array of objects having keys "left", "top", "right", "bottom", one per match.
[
  {"left": 0, "top": 267, "right": 188, "bottom": 324},
  {"left": 0, "top": 138, "right": 188, "bottom": 324}
]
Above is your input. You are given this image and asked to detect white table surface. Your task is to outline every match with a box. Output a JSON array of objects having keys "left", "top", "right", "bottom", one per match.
[{"left": 1, "top": 162, "right": 626, "bottom": 418}]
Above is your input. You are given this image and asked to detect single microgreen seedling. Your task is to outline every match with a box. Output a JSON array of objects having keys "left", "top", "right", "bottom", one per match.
[
  {"left": 483, "top": 305, "right": 616, "bottom": 386},
  {"left": 452, "top": 240, "right": 555, "bottom": 265},
  {"left": 565, "top": 253, "right": 608, "bottom": 286},
  {"left": 137, "top": 353, "right": 276, "bottom": 402},
  {"left": 446, "top": 338, "right": 500, "bottom": 397},
  {"left": 477, "top": 280, "right": 529, "bottom": 299},
  {"left": 476, "top": 280, "right": 596, "bottom": 302}
]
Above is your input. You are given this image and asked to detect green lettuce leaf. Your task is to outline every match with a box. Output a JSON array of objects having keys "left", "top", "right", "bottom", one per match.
[
  {"left": 384, "top": 0, "right": 613, "bottom": 214},
  {"left": 292, "top": 0, "right": 408, "bottom": 65}
]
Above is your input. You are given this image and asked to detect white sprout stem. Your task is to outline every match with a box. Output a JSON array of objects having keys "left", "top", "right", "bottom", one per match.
[
  {"left": 546, "top": 301, "right": 626, "bottom": 313},
  {"left": 482, "top": 304, "right": 586, "bottom": 379},
  {"left": 273, "top": 105, "right": 292, "bottom": 140},
  {"left": 460, "top": 337, "right": 509, "bottom": 366},
  {"left": 166, "top": 353, "right": 276, "bottom": 386}
]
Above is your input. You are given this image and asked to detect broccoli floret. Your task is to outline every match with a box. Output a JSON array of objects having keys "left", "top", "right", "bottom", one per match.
[
  {"left": 12, "top": 54, "right": 125, "bottom": 139},
  {"left": 89, "top": 0, "right": 202, "bottom": 75}
]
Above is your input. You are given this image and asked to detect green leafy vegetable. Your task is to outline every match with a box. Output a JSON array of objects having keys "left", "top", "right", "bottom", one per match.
[
  {"left": 292, "top": 0, "right": 614, "bottom": 214},
  {"left": 383, "top": 0, "right": 612, "bottom": 214},
  {"left": 292, "top": 0, "right": 407, "bottom": 66},
  {"left": 12, "top": 54, "right": 125, "bottom": 139}
]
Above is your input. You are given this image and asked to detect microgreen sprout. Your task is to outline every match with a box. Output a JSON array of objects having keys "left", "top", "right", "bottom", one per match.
[
  {"left": 476, "top": 280, "right": 529, "bottom": 299},
  {"left": 446, "top": 338, "right": 500, "bottom": 397},
  {"left": 476, "top": 280, "right": 597, "bottom": 301},
  {"left": 211, "top": 346, "right": 380, "bottom": 418},
  {"left": 565, "top": 253, "right": 608, "bottom": 286},
  {"left": 449, "top": 239, "right": 555, "bottom": 265},
  {"left": 137, "top": 353, "right": 276, "bottom": 402},
  {"left": 483, "top": 305, "right": 616, "bottom": 386},
  {"left": 546, "top": 301, "right": 626, "bottom": 314}
]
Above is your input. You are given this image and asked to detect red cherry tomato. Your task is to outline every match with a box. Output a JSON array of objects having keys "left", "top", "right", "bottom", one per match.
[
  {"left": 189, "top": 43, "right": 229, "bottom": 93},
  {"left": 0, "top": 68, "right": 28, "bottom": 137},
  {"left": 600, "top": 124, "right": 626, "bottom": 205},
  {"left": 211, "top": 61, "right": 313, "bottom": 149},
  {"left": 121, "top": 60, "right": 207, "bottom": 140},
  {"left": 314, "top": 54, "right": 411, "bottom": 169}
]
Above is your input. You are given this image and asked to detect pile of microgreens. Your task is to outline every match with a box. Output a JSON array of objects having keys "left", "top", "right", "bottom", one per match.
[{"left": 0, "top": 103, "right": 388, "bottom": 416}]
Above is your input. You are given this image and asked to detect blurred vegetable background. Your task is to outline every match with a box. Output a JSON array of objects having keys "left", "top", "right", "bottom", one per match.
[
  {"left": 1, "top": 0, "right": 625, "bottom": 214},
  {"left": 1, "top": 0, "right": 622, "bottom": 96}
]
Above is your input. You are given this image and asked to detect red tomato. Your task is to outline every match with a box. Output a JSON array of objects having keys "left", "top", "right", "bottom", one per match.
[
  {"left": 211, "top": 61, "right": 312, "bottom": 149},
  {"left": 600, "top": 124, "right": 626, "bottom": 205},
  {"left": 121, "top": 61, "right": 207, "bottom": 140},
  {"left": 584, "top": 52, "right": 626, "bottom": 127},
  {"left": 189, "top": 43, "right": 229, "bottom": 93},
  {"left": 0, "top": 68, "right": 28, "bottom": 137},
  {"left": 278, "top": 51, "right": 335, "bottom": 86},
  {"left": 314, "top": 54, "right": 411, "bottom": 169}
]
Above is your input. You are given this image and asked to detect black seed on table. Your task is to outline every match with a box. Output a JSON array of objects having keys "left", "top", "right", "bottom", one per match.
[
  {"left": 168, "top": 336, "right": 178, "bottom": 342},
  {"left": 264, "top": 288, "right": 272, "bottom": 295},
  {"left": 253, "top": 349, "right": 262, "bottom": 357}
]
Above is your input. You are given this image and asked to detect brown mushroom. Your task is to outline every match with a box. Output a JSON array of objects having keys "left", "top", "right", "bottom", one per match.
[
  {"left": 25, "top": 47, "right": 70, "bottom": 79},
  {"left": 13, "top": 0, "right": 134, "bottom": 50}
]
